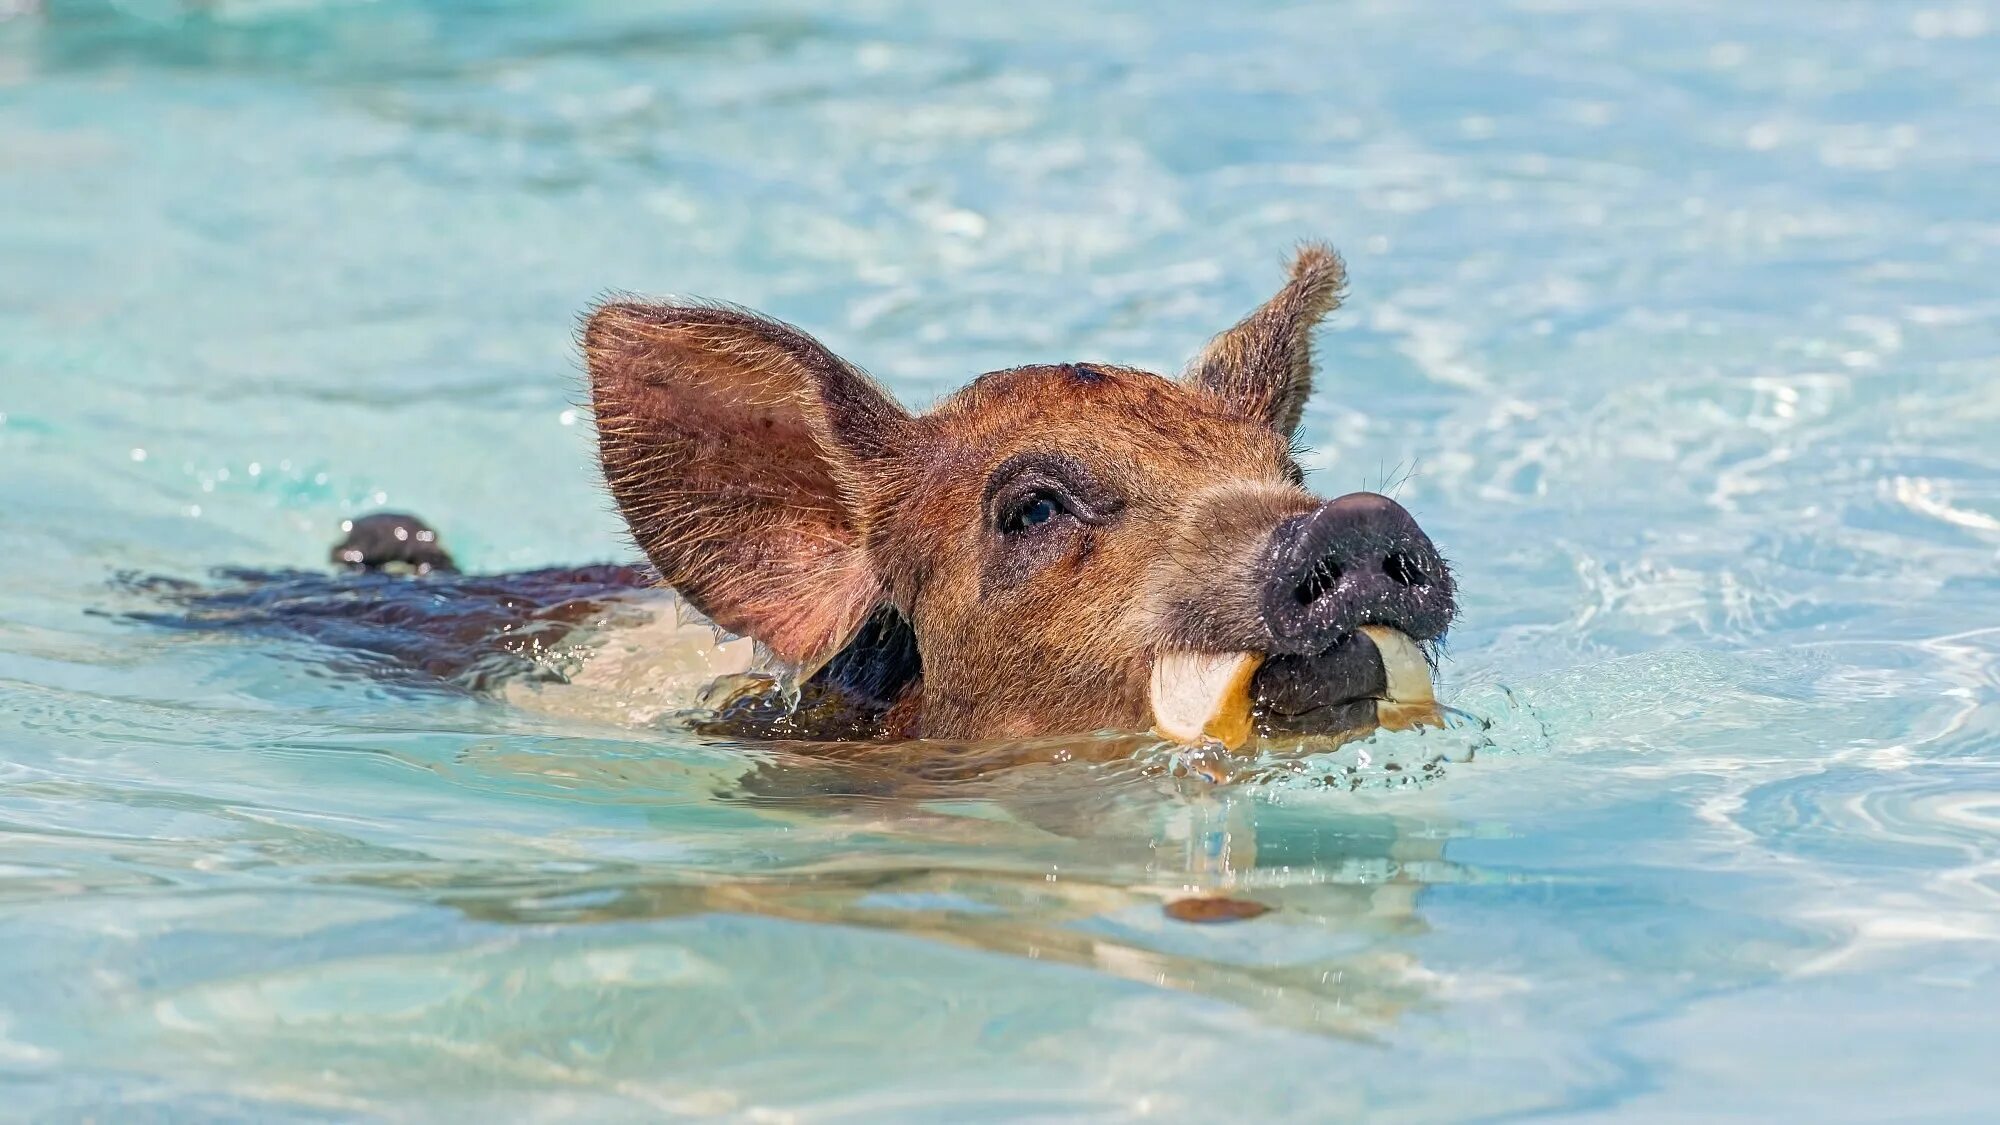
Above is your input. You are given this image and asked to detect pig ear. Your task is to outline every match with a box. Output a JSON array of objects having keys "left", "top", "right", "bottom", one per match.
[
  {"left": 1185, "top": 242, "right": 1347, "bottom": 437},
  {"left": 584, "top": 300, "right": 911, "bottom": 669}
]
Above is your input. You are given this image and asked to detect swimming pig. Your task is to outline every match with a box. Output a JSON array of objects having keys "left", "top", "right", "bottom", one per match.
[
  {"left": 142, "top": 244, "right": 1456, "bottom": 752},
  {"left": 585, "top": 241, "right": 1454, "bottom": 745}
]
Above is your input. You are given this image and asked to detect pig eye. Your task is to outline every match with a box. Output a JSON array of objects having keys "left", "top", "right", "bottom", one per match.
[{"left": 1001, "top": 491, "right": 1069, "bottom": 534}]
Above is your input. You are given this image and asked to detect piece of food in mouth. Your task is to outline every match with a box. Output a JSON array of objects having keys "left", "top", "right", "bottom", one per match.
[
  {"left": 1358, "top": 624, "right": 1438, "bottom": 732},
  {"left": 1149, "top": 650, "right": 1265, "bottom": 748},
  {"left": 1149, "top": 626, "right": 1438, "bottom": 750}
]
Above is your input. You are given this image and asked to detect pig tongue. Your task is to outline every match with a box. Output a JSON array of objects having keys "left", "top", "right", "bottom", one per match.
[
  {"left": 1150, "top": 628, "right": 1436, "bottom": 750},
  {"left": 1149, "top": 651, "right": 1264, "bottom": 750}
]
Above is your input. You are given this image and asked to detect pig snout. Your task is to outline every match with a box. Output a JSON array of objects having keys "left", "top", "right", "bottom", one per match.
[{"left": 1257, "top": 492, "right": 1454, "bottom": 655}]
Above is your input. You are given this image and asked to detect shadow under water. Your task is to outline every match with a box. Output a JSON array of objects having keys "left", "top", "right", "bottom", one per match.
[{"left": 372, "top": 739, "right": 1494, "bottom": 1040}]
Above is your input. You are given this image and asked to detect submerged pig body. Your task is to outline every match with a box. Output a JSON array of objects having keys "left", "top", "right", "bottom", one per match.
[{"left": 141, "top": 243, "right": 1457, "bottom": 748}]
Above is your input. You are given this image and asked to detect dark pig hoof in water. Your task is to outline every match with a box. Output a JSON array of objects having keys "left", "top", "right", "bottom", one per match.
[
  {"left": 1163, "top": 896, "right": 1272, "bottom": 924},
  {"left": 331, "top": 511, "right": 458, "bottom": 575}
]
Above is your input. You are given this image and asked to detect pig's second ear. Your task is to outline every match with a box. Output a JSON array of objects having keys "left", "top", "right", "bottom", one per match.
[
  {"left": 584, "top": 300, "right": 910, "bottom": 669},
  {"left": 1186, "top": 242, "right": 1347, "bottom": 437}
]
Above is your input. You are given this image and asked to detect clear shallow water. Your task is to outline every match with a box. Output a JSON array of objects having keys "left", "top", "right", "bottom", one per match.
[{"left": 3, "top": 0, "right": 1999, "bottom": 1118}]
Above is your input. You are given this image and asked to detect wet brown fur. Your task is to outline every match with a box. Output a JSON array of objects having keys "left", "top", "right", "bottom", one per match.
[{"left": 587, "top": 244, "right": 1348, "bottom": 742}]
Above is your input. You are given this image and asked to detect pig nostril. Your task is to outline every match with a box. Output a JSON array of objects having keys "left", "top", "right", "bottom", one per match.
[
  {"left": 1383, "top": 551, "right": 1426, "bottom": 587},
  {"left": 1295, "top": 557, "right": 1342, "bottom": 605}
]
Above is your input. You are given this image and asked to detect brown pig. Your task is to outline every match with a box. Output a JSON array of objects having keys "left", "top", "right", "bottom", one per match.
[
  {"left": 135, "top": 244, "right": 1454, "bottom": 753},
  {"left": 583, "top": 242, "right": 1456, "bottom": 747}
]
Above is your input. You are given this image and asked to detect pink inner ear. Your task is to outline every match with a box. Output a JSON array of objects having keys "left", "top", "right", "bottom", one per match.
[{"left": 585, "top": 301, "right": 886, "bottom": 668}]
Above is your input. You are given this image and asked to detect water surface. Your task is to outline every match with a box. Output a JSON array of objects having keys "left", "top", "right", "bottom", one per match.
[{"left": 2, "top": 1, "right": 1998, "bottom": 1119}]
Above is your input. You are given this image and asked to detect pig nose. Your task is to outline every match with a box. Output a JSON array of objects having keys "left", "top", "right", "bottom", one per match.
[{"left": 1261, "top": 492, "right": 1455, "bottom": 653}]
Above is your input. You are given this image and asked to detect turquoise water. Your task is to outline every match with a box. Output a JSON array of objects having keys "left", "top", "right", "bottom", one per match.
[{"left": 4, "top": 0, "right": 1999, "bottom": 1118}]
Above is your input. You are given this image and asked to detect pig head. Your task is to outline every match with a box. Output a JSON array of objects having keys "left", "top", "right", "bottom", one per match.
[{"left": 585, "top": 244, "right": 1456, "bottom": 745}]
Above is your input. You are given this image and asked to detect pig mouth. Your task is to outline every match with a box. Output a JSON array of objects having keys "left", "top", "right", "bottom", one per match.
[
  {"left": 1149, "top": 626, "right": 1438, "bottom": 749},
  {"left": 1249, "top": 626, "right": 1438, "bottom": 736}
]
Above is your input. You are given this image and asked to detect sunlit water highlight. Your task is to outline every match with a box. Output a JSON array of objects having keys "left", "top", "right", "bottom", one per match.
[{"left": 2, "top": 1, "right": 1998, "bottom": 1119}]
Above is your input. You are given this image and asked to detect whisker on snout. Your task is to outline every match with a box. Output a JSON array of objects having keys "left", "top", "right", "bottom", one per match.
[
  {"left": 1383, "top": 551, "right": 1426, "bottom": 588},
  {"left": 1295, "top": 556, "right": 1342, "bottom": 605}
]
